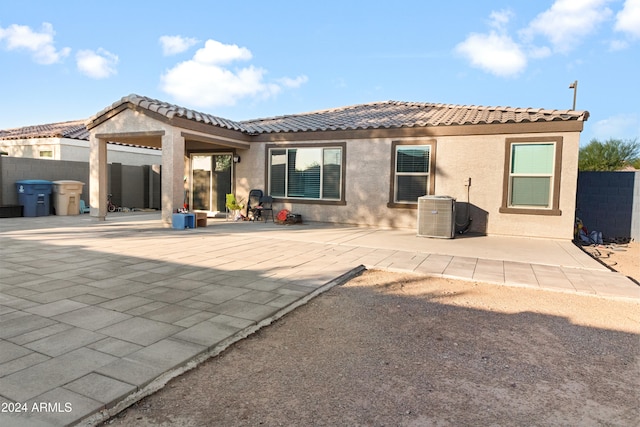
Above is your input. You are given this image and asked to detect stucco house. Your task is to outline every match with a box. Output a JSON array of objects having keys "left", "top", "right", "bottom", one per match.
[
  {"left": 85, "top": 94, "right": 589, "bottom": 239},
  {"left": 0, "top": 119, "right": 162, "bottom": 166}
]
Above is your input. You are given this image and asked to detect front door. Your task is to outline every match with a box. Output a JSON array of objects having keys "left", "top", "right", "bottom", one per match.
[{"left": 190, "top": 153, "right": 232, "bottom": 216}]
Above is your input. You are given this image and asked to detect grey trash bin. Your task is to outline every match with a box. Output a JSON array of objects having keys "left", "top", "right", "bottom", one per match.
[{"left": 52, "top": 180, "right": 85, "bottom": 216}]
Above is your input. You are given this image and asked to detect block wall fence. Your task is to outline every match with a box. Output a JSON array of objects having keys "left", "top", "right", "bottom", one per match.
[
  {"left": 0, "top": 157, "right": 160, "bottom": 213},
  {"left": 576, "top": 171, "right": 639, "bottom": 241}
]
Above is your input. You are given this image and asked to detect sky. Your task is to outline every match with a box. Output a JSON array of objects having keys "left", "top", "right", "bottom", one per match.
[{"left": 1, "top": 0, "right": 639, "bottom": 145}]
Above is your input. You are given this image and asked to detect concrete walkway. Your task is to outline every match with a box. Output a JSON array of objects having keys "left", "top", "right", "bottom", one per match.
[{"left": 0, "top": 213, "right": 638, "bottom": 426}]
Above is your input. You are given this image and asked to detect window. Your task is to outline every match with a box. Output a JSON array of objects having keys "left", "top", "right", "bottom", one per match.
[
  {"left": 390, "top": 142, "right": 435, "bottom": 206},
  {"left": 268, "top": 145, "right": 344, "bottom": 201},
  {"left": 39, "top": 150, "right": 53, "bottom": 158},
  {"left": 500, "top": 137, "right": 563, "bottom": 215},
  {"left": 509, "top": 144, "right": 554, "bottom": 207}
]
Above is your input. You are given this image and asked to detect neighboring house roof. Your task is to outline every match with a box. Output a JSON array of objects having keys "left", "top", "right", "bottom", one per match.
[
  {"left": 87, "top": 94, "right": 590, "bottom": 136},
  {"left": 0, "top": 118, "right": 158, "bottom": 150},
  {"left": 0, "top": 120, "right": 89, "bottom": 140}
]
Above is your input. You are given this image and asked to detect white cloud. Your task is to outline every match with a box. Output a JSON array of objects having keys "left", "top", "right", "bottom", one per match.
[
  {"left": 609, "top": 39, "right": 629, "bottom": 50},
  {"left": 160, "top": 39, "right": 307, "bottom": 108},
  {"left": 277, "top": 75, "right": 309, "bottom": 88},
  {"left": 455, "top": 32, "right": 527, "bottom": 77},
  {"left": 159, "top": 35, "right": 199, "bottom": 56},
  {"left": 456, "top": 1, "right": 620, "bottom": 77},
  {"left": 193, "top": 39, "right": 252, "bottom": 65},
  {"left": 527, "top": 45, "right": 552, "bottom": 59},
  {"left": 488, "top": 9, "right": 514, "bottom": 31},
  {"left": 455, "top": 9, "right": 527, "bottom": 77},
  {"left": 521, "top": 0, "right": 612, "bottom": 53},
  {"left": 591, "top": 113, "right": 639, "bottom": 140},
  {"left": 614, "top": 0, "right": 640, "bottom": 39},
  {"left": 0, "top": 22, "right": 70, "bottom": 64},
  {"left": 76, "top": 48, "right": 118, "bottom": 79}
]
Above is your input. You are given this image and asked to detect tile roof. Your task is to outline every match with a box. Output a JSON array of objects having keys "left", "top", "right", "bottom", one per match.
[
  {"left": 241, "top": 101, "right": 589, "bottom": 134},
  {"left": 88, "top": 94, "right": 247, "bottom": 132},
  {"left": 5, "top": 94, "right": 590, "bottom": 141},
  {"left": 0, "top": 120, "right": 89, "bottom": 140},
  {"left": 102, "top": 94, "right": 589, "bottom": 134},
  {"left": 0, "top": 118, "right": 156, "bottom": 150}
]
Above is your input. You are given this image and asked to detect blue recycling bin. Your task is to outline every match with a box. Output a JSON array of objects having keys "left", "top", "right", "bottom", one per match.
[{"left": 15, "top": 180, "right": 53, "bottom": 217}]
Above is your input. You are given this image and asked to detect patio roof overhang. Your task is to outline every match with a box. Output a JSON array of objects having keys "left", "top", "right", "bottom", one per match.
[{"left": 86, "top": 97, "right": 251, "bottom": 225}]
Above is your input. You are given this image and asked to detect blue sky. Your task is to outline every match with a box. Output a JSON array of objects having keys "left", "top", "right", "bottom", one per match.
[{"left": 1, "top": 0, "right": 639, "bottom": 144}]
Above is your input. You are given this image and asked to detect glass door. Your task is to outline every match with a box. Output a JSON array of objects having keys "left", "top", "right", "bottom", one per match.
[{"left": 190, "top": 153, "right": 232, "bottom": 216}]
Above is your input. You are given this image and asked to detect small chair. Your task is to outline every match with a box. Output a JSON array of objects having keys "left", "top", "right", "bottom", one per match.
[
  {"left": 246, "top": 189, "right": 263, "bottom": 221},
  {"left": 225, "top": 194, "right": 243, "bottom": 221},
  {"left": 79, "top": 199, "right": 90, "bottom": 214},
  {"left": 258, "top": 196, "right": 274, "bottom": 222}
]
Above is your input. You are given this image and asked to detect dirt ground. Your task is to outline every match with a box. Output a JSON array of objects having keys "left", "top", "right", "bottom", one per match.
[
  {"left": 579, "top": 241, "right": 639, "bottom": 284},
  {"left": 103, "top": 242, "right": 640, "bottom": 427}
]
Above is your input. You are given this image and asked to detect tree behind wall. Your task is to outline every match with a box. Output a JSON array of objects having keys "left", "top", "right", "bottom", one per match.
[{"left": 578, "top": 138, "right": 639, "bottom": 171}]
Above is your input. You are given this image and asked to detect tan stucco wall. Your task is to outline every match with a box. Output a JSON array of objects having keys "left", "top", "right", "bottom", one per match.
[
  {"left": 234, "top": 142, "right": 266, "bottom": 203},
  {"left": 91, "top": 108, "right": 173, "bottom": 139},
  {"left": 0, "top": 136, "right": 161, "bottom": 166},
  {"left": 89, "top": 109, "right": 182, "bottom": 224},
  {"left": 245, "top": 131, "right": 580, "bottom": 239},
  {"left": 433, "top": 132, "right": 580, "bottom": 239},
  {"left": 0, "top": 138, "right": 58, "bottom": 159}
]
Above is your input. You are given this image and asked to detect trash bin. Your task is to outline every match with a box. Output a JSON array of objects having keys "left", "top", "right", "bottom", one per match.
[
  {"left": 52, "top": 180, "right": 85, "bottom": 216},
  {"left": 15, "top": 180, "right": 53, "bottom": 217}
]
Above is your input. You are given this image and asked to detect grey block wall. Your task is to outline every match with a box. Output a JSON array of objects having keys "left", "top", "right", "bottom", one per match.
[
  {"left": 0, "top": 157, "right": 160, "bottom": 212},
  {"left": 576, "top": 171, "right": 639, "bottom": 241},
  {"left": 122, "top": 164, "right": 145, "bottom": 208},
  {"left": 1, "top": 157, "right": 90, "bottom": 205}
]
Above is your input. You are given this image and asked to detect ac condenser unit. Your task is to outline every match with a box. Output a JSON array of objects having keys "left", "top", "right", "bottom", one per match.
[{"left": 417, "top": 195, "right": 456, "bottom": 238}]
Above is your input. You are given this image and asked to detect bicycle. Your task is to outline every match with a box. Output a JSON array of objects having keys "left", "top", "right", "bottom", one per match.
[{"left": 107, "top": 193, "right": 117, "bottom": 213}]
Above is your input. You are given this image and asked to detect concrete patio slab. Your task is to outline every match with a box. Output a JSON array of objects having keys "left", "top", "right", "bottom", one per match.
[
  {"left": 0, "top": 213, "right": 638, "bottom": 426},
  {"left": 63, "top": 373, "right": 136, "bottom": 409}
]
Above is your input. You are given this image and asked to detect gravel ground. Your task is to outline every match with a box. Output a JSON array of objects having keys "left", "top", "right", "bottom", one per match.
[{"left": 104, "top": 252, "right": 640, "bottom": 426}]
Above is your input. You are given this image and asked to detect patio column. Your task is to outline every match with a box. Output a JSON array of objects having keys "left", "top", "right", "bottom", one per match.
[
  {"left": 161, "top": 129, "right": 185, "bottom": 226},
  {"left": 89, "top": 135, "right": 108, "bottom": 221}
]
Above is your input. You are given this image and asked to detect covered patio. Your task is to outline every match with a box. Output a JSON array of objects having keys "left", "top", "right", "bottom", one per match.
[{"left": 86, "top": 95, "right": 251, "bottom": 225}]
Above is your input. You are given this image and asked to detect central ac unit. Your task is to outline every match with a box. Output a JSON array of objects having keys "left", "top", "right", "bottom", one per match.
[{"left": 417, "top": 195, "right": 456, "bottom": 238}]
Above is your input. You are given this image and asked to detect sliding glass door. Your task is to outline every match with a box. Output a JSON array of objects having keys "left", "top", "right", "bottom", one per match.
[{"left": 190, "top": 153, "right": 232, "bottom": 215}]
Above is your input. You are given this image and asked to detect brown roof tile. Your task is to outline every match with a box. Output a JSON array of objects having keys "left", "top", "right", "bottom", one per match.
[
  {"left": 6, "top": 94, "right": 590, "bottom": 141},
  {"left": 241, "top": 101, "right": 589, "bottom": 134},
  {"left": 88, "top": 94, "right": 247, "bottom": 132},
  {"left": 0, "top": 120, "right": 89, "bottom": 140}
]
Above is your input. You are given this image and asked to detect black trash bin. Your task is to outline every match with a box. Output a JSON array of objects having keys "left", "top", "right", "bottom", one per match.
[{"left": 15, "top": 180, "right": 53, "bottom": 217}]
